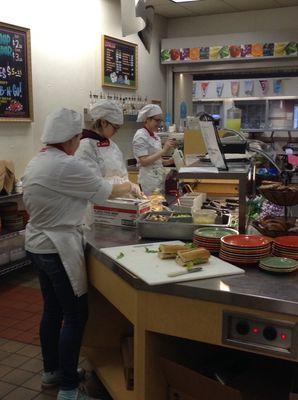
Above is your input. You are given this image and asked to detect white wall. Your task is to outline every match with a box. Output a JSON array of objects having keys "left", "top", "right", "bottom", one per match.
[
  {"left": 167, "top": 6, "right": 298, "bottom": 37},
  {"left": 0, "top": 0, "right": 167, "bottom": 178}
]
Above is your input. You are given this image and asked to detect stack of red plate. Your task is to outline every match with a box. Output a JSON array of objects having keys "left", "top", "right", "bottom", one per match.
[
  {"left": 272, "top": 236, "right": 298, "bottom": 260},
  {"left": 193, "top": 227, "right": 238, "bottom": 253},
  {"left": 220, "top": 234, "right": 272, "bottom": 265}
]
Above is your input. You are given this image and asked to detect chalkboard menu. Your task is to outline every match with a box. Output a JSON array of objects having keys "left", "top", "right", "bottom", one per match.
[
  {"left": 102, "top": 35, "right": 137, "bottom": 90},
  {"left": 0, "top": 22, "right": 33, "bottom": 121}
]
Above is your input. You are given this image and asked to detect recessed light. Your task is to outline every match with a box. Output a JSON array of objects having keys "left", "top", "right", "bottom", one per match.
[{"left": 170, "top": 0, "right": 200, "bottom": 3}]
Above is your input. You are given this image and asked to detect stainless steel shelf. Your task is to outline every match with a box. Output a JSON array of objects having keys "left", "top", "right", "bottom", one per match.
[
  {"left": 0, "top": 229, "right": 25, "bottom": 242},
  {"left": 0, "top": 193, "right": 23, "bottom": 201},
  {"left": 0, "top": 258, "right": 31, "bottom": 277}
]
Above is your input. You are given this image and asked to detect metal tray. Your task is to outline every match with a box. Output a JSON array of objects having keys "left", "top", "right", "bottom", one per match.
[{"left": 137, "top": 211, "right": 231, "bottom": 240}]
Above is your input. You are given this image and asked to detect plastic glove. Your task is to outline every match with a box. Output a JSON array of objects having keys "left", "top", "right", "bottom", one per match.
[
  {"left": 130, "top": 183, "right": 143, "bottom": 198},
  {"left": 163, "top": 139, "right": 176, "bottom": 153}
]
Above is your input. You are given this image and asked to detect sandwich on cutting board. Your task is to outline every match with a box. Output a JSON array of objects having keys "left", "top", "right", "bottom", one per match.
[
  {"left": 158, "top": 244, "right": 190, "bottom": 259},
  {"left": 176, "top": 248, "right": 210, "bottom": 268},
  {"left": 158, "top": 244, "right": 210, "bottom": 267}
]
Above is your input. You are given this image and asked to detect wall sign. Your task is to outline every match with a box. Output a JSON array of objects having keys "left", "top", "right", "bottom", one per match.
[
  {"left": 0, "top": 22, "right": 33, "bottom": 122},
  {"left": 161, "top": 41, "right": 298, "bottom": 64},
  {"left": 102, "top": 35, "right": 137, "bottom": 90}
]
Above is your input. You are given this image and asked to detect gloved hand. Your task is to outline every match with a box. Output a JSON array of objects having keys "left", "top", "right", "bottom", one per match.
[
  {"left": 163, "top": 139, "right": 176, "bottom": 153},
  {"left": 130, "top": 183, "right": 143, "bottom": 198}
]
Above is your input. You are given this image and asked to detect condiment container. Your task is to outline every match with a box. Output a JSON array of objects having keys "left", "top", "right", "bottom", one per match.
[{"left": 191, "top": 208, "right": 217, "bottom": 224}]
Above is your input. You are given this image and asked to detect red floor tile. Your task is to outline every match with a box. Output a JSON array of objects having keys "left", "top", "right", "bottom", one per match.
[
  {"left": 0, "top": 327, "right": 23, "bottom": 340},
  {"left": 0, "top": 317, "right": 19, "bottom": 328},
  {"left": 0, "top": 284, "right": 43, "bottom": 345},
  {"left": 10, "top": 320, "right": 39, "bottom": 332}
]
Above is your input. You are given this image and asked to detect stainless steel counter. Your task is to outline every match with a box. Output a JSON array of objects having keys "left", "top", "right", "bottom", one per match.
[{"left": 85, "top": 224, "right": 298, "bottom": 317}]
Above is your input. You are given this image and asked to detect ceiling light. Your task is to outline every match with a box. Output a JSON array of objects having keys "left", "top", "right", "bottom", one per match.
[{"left": 170, "top": 0, "right": 200, "bottom": 3}]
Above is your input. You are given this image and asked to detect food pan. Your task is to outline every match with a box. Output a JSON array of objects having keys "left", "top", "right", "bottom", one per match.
[{"left": 137, "top": 212, "right": 231, "bottom": 240}]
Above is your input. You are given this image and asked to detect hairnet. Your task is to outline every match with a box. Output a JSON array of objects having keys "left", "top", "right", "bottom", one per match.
[
  {"left": 41, "top": 108, "right": 83, "bottom": 144},
  {"left": 89, "top": 100, "right": 123, "bottom": 125},
  {"left": 137, "top": 104, "right": 163, "bottom": 122}
]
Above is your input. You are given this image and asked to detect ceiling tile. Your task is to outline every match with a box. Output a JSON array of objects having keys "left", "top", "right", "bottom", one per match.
[
  {"left": 145, "top": 0, "right": 298, "bottom": 17},
  {"left": 182, "top": 0, "right": 236, "bottom": 14},
  {"left": 151, "top": 4, "right": 193, "bottom": 17},
  {"left": 222, "top": 0, "right": 282, "bottom": 11},
  {"left": 275, "top": 0, "right": 298, "bottom": 5}
]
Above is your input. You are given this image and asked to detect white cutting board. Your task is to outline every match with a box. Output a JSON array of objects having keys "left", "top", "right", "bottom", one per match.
[{"left": 100, "top": 241, "right": 244, "bottom": 285}]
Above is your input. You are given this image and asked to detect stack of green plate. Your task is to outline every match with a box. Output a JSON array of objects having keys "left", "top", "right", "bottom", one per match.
[{"left": 259, "top": 257, "right": 298, "bottom": 274}]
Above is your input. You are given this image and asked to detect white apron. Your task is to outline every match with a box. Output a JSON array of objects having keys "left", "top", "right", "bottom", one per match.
[
  {"left": 132, "top": 127, "right": 166, "bottom": 195},
  {"left": 138, "top": 165, "right": 166, "bottom": 196},
  {"left": 43, "top": 227, "right": 87, "bottom": 296}
]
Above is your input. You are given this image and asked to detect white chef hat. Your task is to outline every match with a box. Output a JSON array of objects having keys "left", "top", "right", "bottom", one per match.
[
  {"left": 41, "top": 108, "right": 82, "bottom": 144},
  {"left": 89, "top": 100, "right": 123, "bottom": 125},
  {"left": 137, "top": 104, "right": 163, "bottom": 122}
]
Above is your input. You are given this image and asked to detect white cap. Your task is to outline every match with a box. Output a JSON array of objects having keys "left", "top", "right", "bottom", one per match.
[
  {"left": 41, "top": 108, "right": 82, "bottom": 144},
  {"left": 137, "top": 104, "right": 163, "bottom": 122},
  {"left": 89, "top": 100, "right": 123, "bottom": 125}
]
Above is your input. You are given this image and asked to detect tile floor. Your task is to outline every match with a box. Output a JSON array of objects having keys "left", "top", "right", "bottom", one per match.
[{"left": 0, "top": 266, "right": 110, "bottom": 400}]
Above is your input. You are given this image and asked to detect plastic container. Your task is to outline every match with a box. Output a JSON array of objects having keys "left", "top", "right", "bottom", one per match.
[
  {"left": 191, "top": 208, "right": 217, "bottom": 224},
  {"left": 226, "top": 106, "right": 242, "bottom": 132}
]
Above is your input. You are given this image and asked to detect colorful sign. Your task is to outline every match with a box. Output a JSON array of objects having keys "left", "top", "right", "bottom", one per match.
[{"left": 161, "top": 41, "right": 298, "bottom": 64}]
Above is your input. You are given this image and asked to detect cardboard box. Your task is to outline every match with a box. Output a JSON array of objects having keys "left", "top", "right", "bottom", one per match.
[
  {"left": 93, "top": 198, "right": 150, "bottom": 228},
  {"left": 161, "top": 358, "right": 290, "bottom": 400},
  {"left": 161, "top": 358, "right": 241, "bottom": 400},
  {"left": 0, "top": 160, "right": 15, "bottom": 195}
]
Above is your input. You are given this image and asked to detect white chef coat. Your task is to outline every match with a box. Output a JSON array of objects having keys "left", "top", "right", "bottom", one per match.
[
  {"left": 23, "top": 147, "right": 112, "bottom": 297},
  {"left": 76, "top": 134, "right": 129, "bottom": 184},
  {"left": 132, "top": 127, "right": 166, "bottom": 195}
]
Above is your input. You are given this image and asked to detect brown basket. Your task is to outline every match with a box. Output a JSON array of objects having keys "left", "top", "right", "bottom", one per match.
[
  {"left": 252, "top": 218, "right": 297, "bottom": 238},
  {"left": 258, "top": 187, "right": 298, "bottom": 206}
]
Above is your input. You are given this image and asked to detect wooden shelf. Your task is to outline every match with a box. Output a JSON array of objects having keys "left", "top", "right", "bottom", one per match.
[{"left": 83, "top": 346, "right": 135, "bottom": 400}]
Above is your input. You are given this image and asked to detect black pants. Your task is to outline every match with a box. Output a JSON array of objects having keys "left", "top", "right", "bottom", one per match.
[{"left": 27, "top": 252, "right": 88, "bottom": 390}]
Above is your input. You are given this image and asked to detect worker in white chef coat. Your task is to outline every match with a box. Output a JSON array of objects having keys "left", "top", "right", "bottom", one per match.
[
  {"left": 132, "top": 104, "right": 176, "bottom": 196},
  {"left": 23, "top": 108, "right": 134, "bottom": 400},
  {"left": 76, "top": 99, "right": 141, "bottom": 189}
]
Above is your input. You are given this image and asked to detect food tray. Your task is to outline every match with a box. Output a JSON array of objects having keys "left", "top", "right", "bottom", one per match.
[{"left": 137, "top": 212, "right": 231, "bottom": 240}]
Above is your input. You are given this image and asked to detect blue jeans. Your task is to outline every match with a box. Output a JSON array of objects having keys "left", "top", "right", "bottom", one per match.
[{"left": 27, "top": 252, "right": 88, "bottom": 390}]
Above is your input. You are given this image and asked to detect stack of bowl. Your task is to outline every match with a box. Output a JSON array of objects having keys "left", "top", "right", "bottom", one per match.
[
  {"left": 193, "top": 227, "right": 238, "bottom": 253},
  {"left": 272, "top": 236, "right": 298, "bottom": 260},
  {"left": 220, "top": 234, "right": 272, "bottom": 265}
]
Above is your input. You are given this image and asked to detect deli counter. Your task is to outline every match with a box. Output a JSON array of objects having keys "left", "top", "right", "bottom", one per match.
[{"left": 82, "top": 224, "right": 298, "bottom": 400}]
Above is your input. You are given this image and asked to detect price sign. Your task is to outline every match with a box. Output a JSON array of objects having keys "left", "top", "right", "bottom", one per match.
[
  {"left": 102, "top": 35, "right": 137, "bottom": 90},
  {"left": 0, "top": 22, "right": 33, "bottom": 121}
]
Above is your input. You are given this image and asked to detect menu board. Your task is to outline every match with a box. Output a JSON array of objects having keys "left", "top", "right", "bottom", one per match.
[
  {"left": 102, "top": 35, "right": 137, "bottom": 90},
  {"left": 0, "top": 22, "right": 33, "bottom": 121}
]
